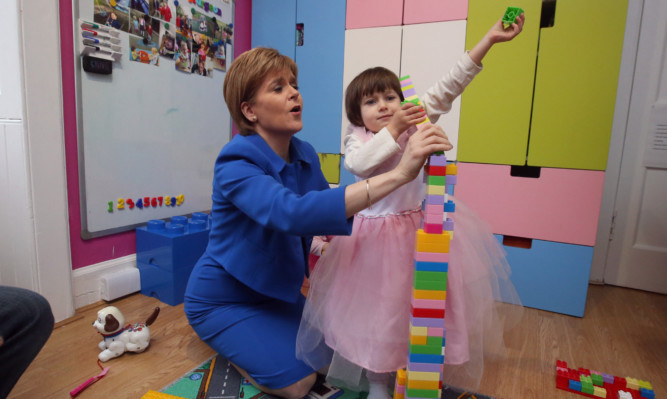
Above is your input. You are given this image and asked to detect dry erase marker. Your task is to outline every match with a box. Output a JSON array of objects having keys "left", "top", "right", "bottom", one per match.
[
  {"left": 81, "top": 31, "right": 120, "bottom": 44},
  {"left": 83, "top": 38, "right": 121, "bottom": 52},
  {"left": 81, "top": 21, "right": 120, "bottom": 37},
  {"left": 83, "top": 44, "right": 113, "bottom": 56}
]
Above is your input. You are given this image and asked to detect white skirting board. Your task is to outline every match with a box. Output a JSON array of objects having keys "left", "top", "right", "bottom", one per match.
[{"left": 72, "top": 254, "right": 139, "bottom": 309}]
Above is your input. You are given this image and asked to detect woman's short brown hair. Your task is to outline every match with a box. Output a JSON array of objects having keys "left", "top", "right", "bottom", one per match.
[
  {"left": 345, "top": 66, "right": 404, "bottom": 128},
  {"left": 223, "top": 47, "right": 298, "bottom": 136}
]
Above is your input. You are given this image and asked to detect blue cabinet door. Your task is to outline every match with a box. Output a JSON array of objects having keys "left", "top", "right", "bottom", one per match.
[
  {"left": 295, "top": 0, "right": 346, "bottom": 154},
  {"left": 251, "top": 0, "right": 297, "bottom": 59},
  {"left": 496, "top": 235, "right": 593, "bottom": 317}
]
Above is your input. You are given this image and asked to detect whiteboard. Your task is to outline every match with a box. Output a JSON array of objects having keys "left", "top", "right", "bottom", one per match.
[{"left": 74, "top": 0, "right": 234, "bottom": 238}]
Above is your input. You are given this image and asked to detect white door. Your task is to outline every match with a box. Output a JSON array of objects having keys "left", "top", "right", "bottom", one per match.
[{"left": 602, "top": 0, "right": 667, "bottom": 294}]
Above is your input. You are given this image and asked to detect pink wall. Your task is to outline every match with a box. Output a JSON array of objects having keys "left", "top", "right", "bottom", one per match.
[{"left": 59, "top": 0, "right": 252, "bottom": 269}]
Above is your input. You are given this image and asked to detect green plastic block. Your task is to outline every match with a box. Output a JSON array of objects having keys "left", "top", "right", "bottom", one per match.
[
  {"left": 405, "top": 389, "right": 440, "bottom": 398},
  {"left": 401, "top": 98, "right": 421, "bottom": 106},
  {"left": 502, "top": 6, "right": 524, "bottom": 26},
  {"left": 409, "top": 343, "right": 442, "bottom": 355},
  {"left": 414, "top": 271, "right": 448, "bottom": 283},
  {"left": 413, "top": 278, "right": 447, "bottom": 291},
  {"left": 427, "top": 175, "right": 446, "bottom": 186}
]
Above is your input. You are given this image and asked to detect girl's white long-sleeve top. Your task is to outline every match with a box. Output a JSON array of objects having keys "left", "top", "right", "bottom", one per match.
[{"left": 343, "top": 52, "right": 482, "bottom": 217}]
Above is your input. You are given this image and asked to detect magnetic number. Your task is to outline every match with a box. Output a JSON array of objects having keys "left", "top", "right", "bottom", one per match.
[{"left": 108, "top": 194, "right": 181, "bottom": 212}]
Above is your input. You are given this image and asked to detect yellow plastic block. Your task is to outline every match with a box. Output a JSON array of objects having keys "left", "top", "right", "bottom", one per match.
[
  {"left": 416, "top": 229, "right": 450, "bottom": 245},
  {"left": 410, "top": 334, "right": 427, "bottom": 345},
  {"left": 445, "top": 230, "right": 453, "bottom": 240},
  {"left": 410, "top": 325, "right": 428, "bottom": 336},
  {"left": 396, "top": 369, "right": 407, "bottom": 385},
  {"left": 426, "top": 185, "right": 445, "bottom": 195},
  {"left": 626, "top": 377, "right": 638, "bottom": 390},
  {"left": 405, "top": 95, "right": 420, "bottom": 104},
  {"left": 413, "top": 288, "right": 446, "bottom": 300},
  {"left": 406, "top": 370, "right": 440, "bottom": 382},
  {"left": 593, "top": 386, "right": 607, "bottom": 397},
  {"left": 141, "top": 391, "right": 187, "bottom": 399},
  {"left": 407, "top": 379, "right": 440, "bottom": 390},
  {"left": 416, "top": 241, "right": 450, "bottom": 253},
  {"left": 445, "top": 163, "right": 457, "bottom": 175},
  {"left": 638, "top": 380, "right": 653, "bottom": 390}
]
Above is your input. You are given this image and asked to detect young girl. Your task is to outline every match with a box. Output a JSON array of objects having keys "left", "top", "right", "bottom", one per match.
[{"left": 297, "top": 15, "right": 526, "bottom": 398}]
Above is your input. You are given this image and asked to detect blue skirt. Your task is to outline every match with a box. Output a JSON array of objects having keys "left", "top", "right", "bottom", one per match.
[{"left": 184, "top": 256, "right": 318, "bottom": 389}]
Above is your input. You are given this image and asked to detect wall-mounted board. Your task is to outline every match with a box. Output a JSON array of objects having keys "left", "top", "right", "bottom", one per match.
[{"left": 74, "top": 0, "right": 234, "bottom": 238}]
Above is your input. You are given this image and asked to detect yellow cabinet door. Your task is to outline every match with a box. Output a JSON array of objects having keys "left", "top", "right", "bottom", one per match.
[
  {"left": 528, "top": 0, "right": 628, "bottom": 170},
  {"left": 458, "top": 0, "right": 541, "bottom": 165}
]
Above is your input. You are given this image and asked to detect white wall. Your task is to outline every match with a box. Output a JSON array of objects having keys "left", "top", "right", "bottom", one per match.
[{"left": 0, "top": 0, "right": 75, "bottom": 322}]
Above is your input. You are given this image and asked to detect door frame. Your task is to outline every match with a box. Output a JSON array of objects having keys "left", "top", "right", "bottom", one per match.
[{"left": 590, "top": 0, "right": 644, "bottom": 283}]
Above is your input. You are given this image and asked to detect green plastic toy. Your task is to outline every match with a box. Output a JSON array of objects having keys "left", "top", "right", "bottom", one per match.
[{"left": 502, "top": 6, "right": 524, "bottom": 27}]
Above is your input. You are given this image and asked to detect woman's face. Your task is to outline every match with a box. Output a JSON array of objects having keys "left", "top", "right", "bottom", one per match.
[{"left": 245, "top": 68, "right": 302, "bottom": 137}]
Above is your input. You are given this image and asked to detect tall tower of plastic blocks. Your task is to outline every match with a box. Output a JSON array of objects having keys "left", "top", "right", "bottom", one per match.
[{"left": 393, "top": 76, "right": 457, "bottom": 399}]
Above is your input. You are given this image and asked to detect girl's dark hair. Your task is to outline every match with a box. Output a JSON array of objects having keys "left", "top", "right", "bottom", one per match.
[{"left": 345, "top": 66, "right": 404, "bottom": 127}]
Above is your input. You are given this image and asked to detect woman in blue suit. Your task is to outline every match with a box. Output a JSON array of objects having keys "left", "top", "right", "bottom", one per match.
[{"left": 184, "top": 47, "right": 452, "bottom": 399}]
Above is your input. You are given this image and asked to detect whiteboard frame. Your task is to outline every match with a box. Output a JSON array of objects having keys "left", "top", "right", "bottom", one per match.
[{"left": 72, "top": 0, "right": 234, "bottom": 239}]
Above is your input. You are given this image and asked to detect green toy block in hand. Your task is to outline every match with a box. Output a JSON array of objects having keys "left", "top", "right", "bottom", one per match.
[{"left": 502, "top": 6, "right": 524, "bottom": 27}]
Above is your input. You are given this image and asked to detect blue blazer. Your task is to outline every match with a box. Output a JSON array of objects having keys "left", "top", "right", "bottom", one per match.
[{"left": 202, "top": 133, "right": 353, "bottom": 303}]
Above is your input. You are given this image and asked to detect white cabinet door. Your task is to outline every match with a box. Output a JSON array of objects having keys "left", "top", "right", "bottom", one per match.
[
  {"left": 340, "top": 26, "right": 403, "bottom": 152},
  {"left": 401, "top": 21, "right": 466, "bottom": 160}
]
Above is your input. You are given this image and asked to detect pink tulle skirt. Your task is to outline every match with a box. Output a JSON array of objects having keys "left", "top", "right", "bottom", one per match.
[{"left": 296, "top": 196, "right": 523, "bottom": 391}]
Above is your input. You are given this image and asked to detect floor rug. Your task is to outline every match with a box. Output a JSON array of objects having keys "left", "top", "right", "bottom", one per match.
[{"left": 158, "top": 355, "right": 494, "bottom": 399}]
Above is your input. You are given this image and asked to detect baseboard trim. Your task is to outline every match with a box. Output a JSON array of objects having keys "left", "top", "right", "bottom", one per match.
[{"left": 72, "top": 254, "right": 137, "bottom": 309}]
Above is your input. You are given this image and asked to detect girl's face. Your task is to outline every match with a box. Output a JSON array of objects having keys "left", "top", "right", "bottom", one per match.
[
  {"left": 360, "top": 89, "right": 402, "bottom": 133},
  {"left": 244, "top": 68, "right": 302, "bottom": 137}
]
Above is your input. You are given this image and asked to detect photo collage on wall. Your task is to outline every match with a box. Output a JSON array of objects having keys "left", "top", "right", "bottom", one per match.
[{"left": 92, "top": 0, "right": 232, "bottom": 75}]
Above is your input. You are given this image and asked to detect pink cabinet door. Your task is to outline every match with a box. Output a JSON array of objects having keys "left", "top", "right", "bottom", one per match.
[
  {"left": 455, "top": 163, "right": 605, "bottom": 246},
  {"left": 346, "top": 0, "right": 403, "bottom": 29},
  {"left": 403, "top": 0, "right": 468, "bottom": 24}
]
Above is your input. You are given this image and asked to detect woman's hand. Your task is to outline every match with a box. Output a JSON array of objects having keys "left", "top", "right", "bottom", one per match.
[
  {"left": 387, "top": 102, "right": 427, "bottom": 140},
  {"left": 395, "top": 123, "right": 452, "bottom": 183}
]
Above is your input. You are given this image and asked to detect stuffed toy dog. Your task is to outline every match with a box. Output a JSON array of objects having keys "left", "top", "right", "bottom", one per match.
[{"left": 93, "top": 305, "right": 160, "bottom": 362}]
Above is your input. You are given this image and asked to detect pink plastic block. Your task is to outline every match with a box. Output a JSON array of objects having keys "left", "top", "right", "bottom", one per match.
[
  {"left": 346, "top": 0, "right": 403, "bottom": 29},
  {"left": 414, "top": 251, "right": 449, "bottom": 263},
  {"left": 403, "top": 0, "right": 468, "bottom": 25},
  {"left": 427, "top": 327, "right": 444, "bottom": 337},
  {"left": 455, "top": 163, "right": 605, "bottom": 245},
  {"left": 424, "top": 223, "right": 443, "bottom": 234},
  {"left": 424, "top": 204, "right": 444, "bottom": 215},
  {"left": 411, "top": 298, "right": 446, "bottom": 310},
  {"left": 423, "top": 213, "right": 444, "bottom": 225}
]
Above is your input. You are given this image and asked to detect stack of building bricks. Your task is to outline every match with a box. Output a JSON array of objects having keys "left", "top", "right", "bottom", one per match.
[
  {"left": 393, "top": 76, "right": 456, "bottom": 399},
  {"left": 556, "top": 360, "right": 655, "bottom": 399},
  {"left": 136, "top": 212, "right": 210, "bottom": 306}
]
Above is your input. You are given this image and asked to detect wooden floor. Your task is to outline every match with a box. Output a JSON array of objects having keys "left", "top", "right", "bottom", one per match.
[{"left": 9, "top": 284, "right": 667, "bottom": 399}]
